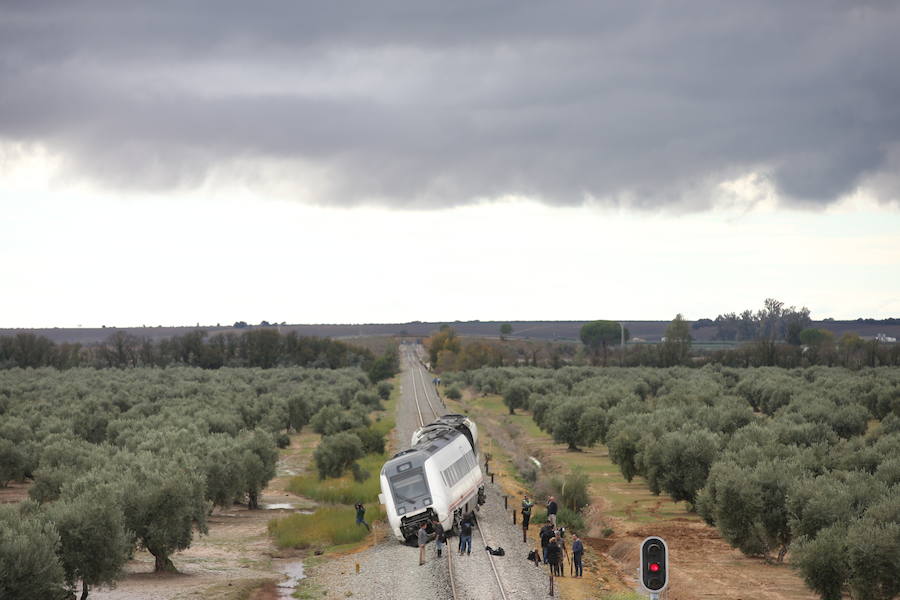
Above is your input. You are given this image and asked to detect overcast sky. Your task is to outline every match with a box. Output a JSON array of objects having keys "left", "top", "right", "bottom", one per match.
[{"left": 2, "top": 1, "right": 899, "bottom": 327}]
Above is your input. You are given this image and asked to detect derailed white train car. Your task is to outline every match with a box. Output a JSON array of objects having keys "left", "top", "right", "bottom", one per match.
[{"left": 380, "top": 414, "right": 484, "bottom": 543}]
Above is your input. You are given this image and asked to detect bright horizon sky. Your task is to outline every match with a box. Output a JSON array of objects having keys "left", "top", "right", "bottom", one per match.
[
  {"left": 2, "top": 149, "right": 898, "bottom": 328},
  {"left": 1, "top": 3, "right": 899, "bottom": 328}
]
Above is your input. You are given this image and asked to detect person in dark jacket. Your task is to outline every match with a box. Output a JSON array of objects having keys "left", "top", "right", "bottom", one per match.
[
  {"left": 432, "top": 519, "right": 446, "bottom": 558},
  {"left": 572, "top": 534, "right": 584, "bottom": 577},
  {"left": 458, "top": 517, "right": 473, "bottom": 556},
  {"left": 546, "top": 496, "right": 558, "bottom": 528},
  {"left": 417, "top": 522, "right": 429, "bottom": 566},
  {"left": 354, "top": 502, "right": 370, "bottom": 531},
  {"left": 547, "top": 537, "right": 563, "bottom": 577},
  {"left": 540, "top": 523, "right": 554, "bottom": 564}
]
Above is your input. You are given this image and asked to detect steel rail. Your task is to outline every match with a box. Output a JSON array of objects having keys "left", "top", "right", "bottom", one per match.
[
  {"left": 414, "top": 362, "right": 442, "bottom": 421},
  {"left": 474, "top": 515, "right": 510, "bottom": 600},
  {"left": 447, "top": 540, "right": 459, "bottom": 600},
  {"left": 410, "top": 346, "right": 506, "bottom": 600},
  {"left": 408, "top": 351, "right": 425, "bottom": 428}
]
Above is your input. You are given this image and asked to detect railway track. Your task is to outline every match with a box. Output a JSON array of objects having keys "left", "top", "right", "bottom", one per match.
[{"left": 404, "top": 347, "right": 509, "bottom": 600}]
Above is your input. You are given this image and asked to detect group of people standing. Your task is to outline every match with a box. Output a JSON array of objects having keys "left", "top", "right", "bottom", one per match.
[
  {"left": 523, "top": 494, "right": 585, "bottom": 578},
  {"left": 417, "top": 512, "right": 476, "bottom": 565},
  {"left": 364, "top": 490, "right": 587, "bottom": 578}
]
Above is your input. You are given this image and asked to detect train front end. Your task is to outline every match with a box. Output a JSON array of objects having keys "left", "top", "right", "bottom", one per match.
[{"left": 379, "top": 449, "right": 438, "bottom": 543}]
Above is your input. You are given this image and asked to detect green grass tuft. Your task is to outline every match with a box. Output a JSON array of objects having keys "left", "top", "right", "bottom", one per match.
[
  {"left": 287, "top": 452, "right": 385, "bottom": 504},
  {"left": 268, "top": 504, "right": 385, "bottom": 549}
]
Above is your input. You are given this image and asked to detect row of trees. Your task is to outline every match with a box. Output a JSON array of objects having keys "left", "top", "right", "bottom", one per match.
[
  {"left": 0, "top": 366, "right": 385, "bottom": 599},
  {"left": 693, "top": 298, "right": 813, "bottom": 342},
  {"left": 447, "top": 365, "right": 900, "bottom": 600},
  {"left": 425, "top": 304, "right": 898, "bottom": 373},
  {"left": 0, "top": 329, "right": 399, "bottom": 382},
  {"left": 428, "top": 326, "right": 604, "bottom": 371}
]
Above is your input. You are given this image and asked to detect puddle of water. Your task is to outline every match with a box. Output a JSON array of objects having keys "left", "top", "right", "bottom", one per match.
[
  {"left": 263, "top": 503, "right": 315, "bottom": 513},
  {"left": 275, "top": 560, "right": 305, "bottom": 598}
]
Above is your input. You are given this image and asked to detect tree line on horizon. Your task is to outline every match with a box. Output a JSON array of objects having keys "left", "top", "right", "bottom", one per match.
[
  {"left": 0, "top": 328, "right": 398, "bottom": 382},
  {"left": 423, "top": 300, "right": 900, "bottom": 371}
]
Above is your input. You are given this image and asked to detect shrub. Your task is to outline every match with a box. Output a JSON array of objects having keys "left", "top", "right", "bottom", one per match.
[
  {"left": 445, "top": 386, "right": 462, "bottom": 400},
  {"left": 532, "top": 507, "right": 585, "bottom": 531},
  {"left": 559, "top": 469, "right": 591, "bottom": 512},
  {"left": 313, "top": 432, "right": 364, "bottom": 479},
  {"left": 350, "top": 463, "right": 370, "bottom": 482},
  {"left": 275, "top": 433, "right": 291, "bottom": 449}
]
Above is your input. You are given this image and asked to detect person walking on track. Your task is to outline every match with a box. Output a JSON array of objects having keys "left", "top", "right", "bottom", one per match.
[
  {"left": 418, "top": 522, "right": 429, "bottom": 566},
  {"left": 458, "top": 517, "right": 473, "bottom": 556}
]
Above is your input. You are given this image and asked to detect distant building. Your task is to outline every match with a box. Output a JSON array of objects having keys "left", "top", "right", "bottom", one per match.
[{"left": 875, "top": 333, "right": 897, "bottom": 343}]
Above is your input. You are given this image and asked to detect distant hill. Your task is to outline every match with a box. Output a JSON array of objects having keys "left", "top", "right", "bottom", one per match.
[{"left": 2, "top": 319, "right": 899, "bottom": 346}]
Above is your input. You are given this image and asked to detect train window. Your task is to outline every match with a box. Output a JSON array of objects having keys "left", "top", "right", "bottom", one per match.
[
  {"left": 442, "top": 450, "right": 477, "bottom": 488},
  {"left": 391, "top": 469, "right": 429, "bottom": 503}
]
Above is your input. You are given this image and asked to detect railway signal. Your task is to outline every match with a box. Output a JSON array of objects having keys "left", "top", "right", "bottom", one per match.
[{"left": 639, "top": 536, "right": 669, "bottom": 597}]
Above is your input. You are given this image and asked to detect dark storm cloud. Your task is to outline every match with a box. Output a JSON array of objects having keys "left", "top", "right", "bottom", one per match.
[{"left": 1, "top": 1, "right": 899, "bottom": 208}]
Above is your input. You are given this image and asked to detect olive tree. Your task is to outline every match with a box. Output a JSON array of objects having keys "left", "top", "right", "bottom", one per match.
[
  {"left": 641, "top": 429, "right": 719, "bottom": 505},
  {"left": 0, "top": 438, "right": 28, "bottom": 487},
  {"left": 502, "top": 380, "right": 531, "bottom": 415},
  {"left": 698, "top": 458, "right": 797, "bottom": 560},
  {"left": 792, "top": 525, "right": 849, "bottom": 600},
  {"left": 47, "top": 488, "right": 131, "bottom": 600},
  {"left": 119, "top": 456, "right": 209, "bottom": 572},
  {"left": 314, "top": 431, "right": 364, "bottom": 479},
  {"left": 240, "top": 430, "right": 278, "bottom": 510},
  {"left": 0, "top": 504, "right": 66, "bottom": 600},
  {"left": 310, "top": 404, "right": 368, "bottom": 435}
]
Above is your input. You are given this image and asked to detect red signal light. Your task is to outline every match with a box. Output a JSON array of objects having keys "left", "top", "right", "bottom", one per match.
[{"left": 649, "top": 563, "right": 660, "bottom": 572}]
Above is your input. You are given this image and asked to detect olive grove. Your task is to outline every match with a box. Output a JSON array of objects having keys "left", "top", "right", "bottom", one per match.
[
  {"left": 0, "top": 366, "right": 385, "bottom": 598},
  {"left": 446, "top": 365, "right": 900, "bottom": 600}
]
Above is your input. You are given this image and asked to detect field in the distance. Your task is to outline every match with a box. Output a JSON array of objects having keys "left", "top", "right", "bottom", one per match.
[{"left": 4, "top": 318, "right": 899, "bottom": 346}]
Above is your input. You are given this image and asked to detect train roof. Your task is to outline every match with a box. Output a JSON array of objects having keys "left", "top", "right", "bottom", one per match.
[{"left": 386, "top": 425, "right": 462, "bottom": 463}]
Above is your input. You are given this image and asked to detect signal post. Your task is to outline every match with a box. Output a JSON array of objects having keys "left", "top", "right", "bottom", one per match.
[{"left": 639, "top": 536, "right": 669, "bottom": 599}]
